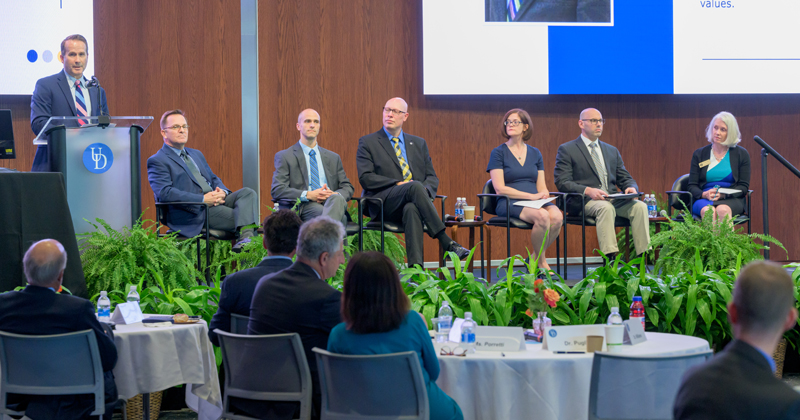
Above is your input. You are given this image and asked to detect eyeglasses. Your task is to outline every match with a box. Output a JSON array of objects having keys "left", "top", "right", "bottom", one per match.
[
  {"left": 504, "top": 120, "right": 524, "bottom": 127},
  {"left": 382, "top": 107, "right": 407, "bottom": 116},
  {"left": 581, "top": 119, "right": 605, "bottom": 125},
  {"left": 164, "top": 125, "right": 190, "bottom": 131},
  {"left": 440, "top": 346, "right": 467, "bottom": 357}
]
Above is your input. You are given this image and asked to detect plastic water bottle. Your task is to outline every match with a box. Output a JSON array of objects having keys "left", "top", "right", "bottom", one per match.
[
  {"left": 126, "top": 285, "right": 140, "bottom": 304},
  {"left": 97, "top": 291, "right": 111, "bottom": 322},
  {"left": 607, "top": 306, "right": 623, "bottom": 325},
  {"left": 460, "top": 312, "right": 477, "bottom": 354},
  {"left": 651, "top": 195, "right": 658, "bottom": 218},
  {"left": 630, "top": 296, "right": 645, "bottom": 329},
  {"left": 436, "top": 301, "right": 453, "bottom": 343},
  {"left": 644, "top": 194, "right": 653, "bottom": 218},
  {"left": 456, "top": 198, "right": 464, "bottom": 222}
]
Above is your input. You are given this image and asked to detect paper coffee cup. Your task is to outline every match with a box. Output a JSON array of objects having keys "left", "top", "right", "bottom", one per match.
[
  {"left": 464, "top": 206, "right": 475, "bottom": 221},
  {"left": 605, "top": 325, "right": 625, "bottom": 347},
  {"left": 587, "top": 335, "right": 604, "bottom": 353}
]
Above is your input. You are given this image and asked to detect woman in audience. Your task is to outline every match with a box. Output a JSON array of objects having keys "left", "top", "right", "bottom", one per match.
[
  {"left": 327, "top": 252, "right": 463, "bottom": 420},
  {"left": 487, "top": 108, "right": 562, "bottom": 271},
  {"left": 687, "top": 111, "right": 750, "bottom": 223}
]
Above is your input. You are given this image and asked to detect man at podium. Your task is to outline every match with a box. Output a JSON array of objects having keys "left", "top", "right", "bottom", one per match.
[
  {"left": 30, "top": 34, "right": 109, "bottom": 172},
  {"left": 147, "top": 109, "right": 258, "bottom": 252}
]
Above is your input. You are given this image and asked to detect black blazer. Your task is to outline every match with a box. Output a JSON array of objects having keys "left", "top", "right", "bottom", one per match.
[
  {"left": 485, "top": 0, "right": 610, "bottom": 23},
  {"left": 207, "top": 256, "right": 293, "bottom": 346},
  {"left": 0, "top": 285, "right": 118, "bottom": 419},
  {"left": 271, "top": 143, "right": 354, "bottom": 209},
  {"left": 554, "top": 137, "right": 638, "bottom": 215},
  {"left": 356, "top": 128, "right": 439, "bottom": 200},
  {"left": 674, "top": 339, "right": 800, "bottom": 420},
  {"left": 688, "top": 144, "right": 750, "bottom": 200}
]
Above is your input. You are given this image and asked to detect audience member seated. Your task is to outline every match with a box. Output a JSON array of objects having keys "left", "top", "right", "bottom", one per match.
[
  {"left": 687, "top": 111, "right": 750, "bottom": 223},
  {"left": 673, "top": 261, "right": 800, "bottom": 420},
  {"left": 0, "top": 239, "right": 118, "bottom": 420},
  {"left": 327, "top": 251, "right": 464, "bottom": 420},
  {"left": 246, "top": 216, "right": 345, "bottom": 420},
  {"left": 208, "top": 209, "right": 301, "bottom": 346},
  {"left": 147, "top": 109, "right": 258, "bottom": 252}
]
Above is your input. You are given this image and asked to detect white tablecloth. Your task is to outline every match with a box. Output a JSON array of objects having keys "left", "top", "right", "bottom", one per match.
[
  {"left": 435, "top": 332, "right": 709, "bottom": 420},
  {"left": 113, "top": 320, "right": 222, "bottom": 420}
]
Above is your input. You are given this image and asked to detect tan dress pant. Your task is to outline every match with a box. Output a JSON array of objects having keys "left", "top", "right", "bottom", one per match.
[{"left": 584, "top": 199, "right": 650, "bottom": 255}]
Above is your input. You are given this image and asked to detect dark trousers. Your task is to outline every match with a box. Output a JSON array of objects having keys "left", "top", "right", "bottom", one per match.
[
  {"left": 208, "top": 187, "right": 259, "bottom": 235},
  {"left": 366, "top": 181, "right": 445, "bottom": 267}
]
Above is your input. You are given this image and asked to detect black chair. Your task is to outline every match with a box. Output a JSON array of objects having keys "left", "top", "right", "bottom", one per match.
[
  {"left": 155, "top": 201, "right": 236, "bottom": 284},
  {"left": 359, "top": 195, "right": 447, "bottom": 266},
  {"left": 477, "top": 180, "right": 562, "bottom": 281},
  {"left": 667, "top": 174, "right": 752, "bottom": 233},
  {"left": 231, "top": 313, "right": 250, "bottom": 335},
  {"left": 562, "top": 192, "right": 642, "bottom": 279}
]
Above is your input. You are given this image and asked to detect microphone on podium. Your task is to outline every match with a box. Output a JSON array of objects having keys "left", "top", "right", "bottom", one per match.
[{"left": 88, "top": 76, "right": 110, "bottom": 127}]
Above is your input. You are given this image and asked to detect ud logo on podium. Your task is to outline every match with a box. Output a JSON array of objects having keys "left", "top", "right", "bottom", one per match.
[{"left": 82, "top": 143, "right": 114, "bottom": 174}]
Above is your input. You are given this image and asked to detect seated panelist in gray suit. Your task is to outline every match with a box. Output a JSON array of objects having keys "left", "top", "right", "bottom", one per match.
[
  {"left": 271, "top": 109, "right": 354, "bottom": 225},
  {"left": 485, "top": 0, "right": 611, "bottom": 23}
]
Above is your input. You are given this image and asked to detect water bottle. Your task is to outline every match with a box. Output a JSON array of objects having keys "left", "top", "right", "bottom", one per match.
[
  {"left": 436, "top": 301, "right": 453, "bottom": 343},
  {"left": 456, "top": 197, "right": 464, "bottom": 222},
  {"left": 126, "top": 285, "right": 140, "bottom": 304},
  {"left": 274, "top": 202, "right": 280, "bottom": 212},
  {"left": 644, "top": 194, "right": 653, "bottom": 218},
  {"left": 629, "top": 296, "right": 645, "bottom": 329},
  {"left": 97, "top": 291, "right": 111, "bottom": 322},
  {"left": 651, "top": 195, "right": 658, "bottom": 218},
  {"left": 460, "top": 312, "right": 477, "bottom": 354},
  {"left": 606, "top": 306, "right": 623, "bottom": 325}
]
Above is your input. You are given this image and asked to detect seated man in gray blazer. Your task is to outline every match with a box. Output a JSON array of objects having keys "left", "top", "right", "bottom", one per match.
[
  {"left": 554, "top": 108, "right": 649, "bottom": 260},
  {"left": 674, "top": 261, "right": 800, "bottom": 420},
  {"left": 271, "top": 109, "right": 354, "bottom": 225},
  {"left": 485, "top": 0, "right": 611, "bottom": 23}
]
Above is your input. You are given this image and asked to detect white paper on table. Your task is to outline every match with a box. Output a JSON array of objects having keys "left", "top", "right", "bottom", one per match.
[
  {"left": 110, "top": 302, "right": 144, "bottom": 324},
  {"left": 716, "top": 188, "right": 741, "bottom": 196},
  {"left": 606, "top": 193, "right": 638, "bottom": 200},
  {"left": 513, "top": 197, "right": 557, "bottom": 209}
]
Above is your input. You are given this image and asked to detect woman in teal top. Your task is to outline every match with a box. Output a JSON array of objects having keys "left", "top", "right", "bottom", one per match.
[
  {"left": 327, "top": 252, "right": 463, "bottom": 420},
  {"left": 688, "top": 112, "right": 750, "bottom": 221}
]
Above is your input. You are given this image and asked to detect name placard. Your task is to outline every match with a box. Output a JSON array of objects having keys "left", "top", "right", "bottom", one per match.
[
  {"left": 543, "top": 324, "right": 607, "bottom": 352},
  {"left": 474, "top": 326, "right": 526, "bottom": 352},
  {"left": 110, "top": 302, "right": 144, "bottom": 325},
  {"left": 623, "top": 319, "right": 647, "bottom": 345}
]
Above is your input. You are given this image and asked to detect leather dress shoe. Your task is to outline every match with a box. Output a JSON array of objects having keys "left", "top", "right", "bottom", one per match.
[
  {"left": 446, "top": 242, "right": 470, "bottom": 259},
  {"left": 232, "top": 237, "right": 252, "bottom": 253}
]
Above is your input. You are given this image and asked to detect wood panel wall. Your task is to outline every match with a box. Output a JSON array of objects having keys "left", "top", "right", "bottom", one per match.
[{"left": 4, "top": 1, "right": 799, "bottom": 265}]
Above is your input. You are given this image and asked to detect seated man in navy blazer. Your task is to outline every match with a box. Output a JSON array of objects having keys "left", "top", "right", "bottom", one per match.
[
  {"left": 271, "top": 108, "right": 354, "bottom": 225},
  {"left": 0, "top": 239, "right": 118, "bottom": 420},
  {"left": 30, "top": 34, "right": 109, "bottom": 172},
  {"left": 208, "top": 209, "right": 301, "bottom": 346},
  {"left": 147, "top": 109, "right": 258, "bottom": 251},
  {"left": 674, "top": 261, "right": 800, "bottom": 420}
]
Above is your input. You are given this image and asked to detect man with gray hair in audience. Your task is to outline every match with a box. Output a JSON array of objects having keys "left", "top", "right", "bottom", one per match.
[
  {"left": 244, "top": 216, "right": 345, "bottom": 420},
  {"left": 0, "top": 239, "right": 118, "bottom": 420},
  {"left": 673, "top": 260, "right": 800, "bottom": 420}
]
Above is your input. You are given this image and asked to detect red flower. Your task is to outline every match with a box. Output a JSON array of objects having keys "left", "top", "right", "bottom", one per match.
[
  {"left": 534, "top": 288, "right": 539, "bottom": 293},
  {"left": 543, "top": 289, "right": 560, "bottom": 308},
  {"left": 525, "top": 308, "right": 533, "bottom": 318},
  {"left": 534, "top": 279, "right": 544, "bottom": 287}
]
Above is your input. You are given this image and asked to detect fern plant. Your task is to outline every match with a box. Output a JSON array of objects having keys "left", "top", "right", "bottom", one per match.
[
  {"left": 650, "top": 210, "right": 785, "bottom": 275},
  {"left": 79, "top": 217, "right": 200, "bottom": 297}
]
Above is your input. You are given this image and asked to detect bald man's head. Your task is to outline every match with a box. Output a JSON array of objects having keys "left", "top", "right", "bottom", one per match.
[
  {"left": 579, "top": 108, "right": 604, "bottom": 141},
  {"left": 297, "top": 108, "right": 321, "bottom": 143},
  {"left": 23, "top": 239, "right": 67, "bottom": 288},
  {"left": 382, "top": 97, "right": 409, "bottom": 133}
]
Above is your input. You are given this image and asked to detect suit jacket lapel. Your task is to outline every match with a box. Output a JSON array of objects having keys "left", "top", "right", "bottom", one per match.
[
  {"left": 292, "top": 144, "right": 309, "bottom": 187},
  {"left": 56, "top": 73, "right": 77, "bottom": 116},
  {"left": 163, "top": 144, "right": 204, "bottom": 190},
  {"left": 514, "top": 0, "right": 536, "bottom": 21},
  {"left": 600, "top": 141, "right": 614, "bottom": 187},
  {"left": 730, "top": 147, "right": 740, "bottom": 181},
  {"left": 376, "top": 129, "right": 403, "bottom": 172},
  {"left": 320, "top": 147, "right": 336, "bottom": 189},
  {"left": 404, "top": 137, "right": 417, "bottom": 175},
  {"left": 88, "top": 86, "right": 100, "bottom": 116},
  {"left": 575, "top": 138, "right": 601, "bottom": 181}
]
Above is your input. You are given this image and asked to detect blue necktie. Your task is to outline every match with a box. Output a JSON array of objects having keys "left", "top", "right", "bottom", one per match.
[
  {"left": 74, "top": 80, "right": 89, "bottom": 126},
  {"left": 309, "top": 149, "right": 321, "bottom": 190}
]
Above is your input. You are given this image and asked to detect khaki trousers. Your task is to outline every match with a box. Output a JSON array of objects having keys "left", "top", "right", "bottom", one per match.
[{"left": 584, "top": 199, "right": 650, "bottom": 255}]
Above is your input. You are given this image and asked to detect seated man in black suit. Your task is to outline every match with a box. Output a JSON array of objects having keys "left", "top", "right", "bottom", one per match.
[
  {"left": 245, "top": 216, "right": 345, "bottom": 420},
  {"left": 0, "top": 239, "right": 118, "bottom": 420},
  {"left": 674, "top": 261, "right": 800, "bottom": 420},
  {"left": 208, "top": 209, "right": 301, "bottom": 346},
  {"left": 357, "top": 97, "right": 469, "bottom": 268},
  {"left": 147, "top": 109, "right": 259, "bottom": 251}
]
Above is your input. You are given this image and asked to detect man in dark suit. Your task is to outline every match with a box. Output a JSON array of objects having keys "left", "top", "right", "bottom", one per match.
[
  {"left": 246, "top": 216, "right": 345, "bottom": 420},
  {"left": 207, "top": 209, "right": 300, "bottom": 346},
  {"left": 674, "top": 261, "right": 800, "bottom": 420},
  {"left": 356, "top": 97, "right": 469, "bottom": 267},
  {"left": 0, "top": 239, "right": 118, "bottom": 420},
  {"left": 485, "top": 0, "right": 610, "bottom": 23},
  {"left": 554, "top": 108, "right": 650, "bottom": 259},
  {"left": 30, "top": 34, "right": 109, "bottom": 172},
  {"left": 147, "top": 109, "right": 258, "bottom": 251},
  {"left": 271, "top": 109, "right": 354, "bottom": 225}
]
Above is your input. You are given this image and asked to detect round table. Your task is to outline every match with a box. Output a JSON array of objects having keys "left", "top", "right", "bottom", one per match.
[
  {"left": 434, "top": 332, "right": 709, "bottom": 420},
  {"left": 113, "top": 319, "right": 222, "bottom": 420}
]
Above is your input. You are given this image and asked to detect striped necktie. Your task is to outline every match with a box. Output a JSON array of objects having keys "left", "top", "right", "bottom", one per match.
[
  {"left": 309, "top": 149, "right": 322, "bottom": 190},
  {"left": 74, "top": 79, "right": 89, "bottom": 126},
  {"left": 392, "top": 137, "right": 412, "bottom": 182},
  {"left": 507, "top": 0, "right": 522, "bottom": 21},
  {"left": 589, "top": 142, "right": 608, "bottom": 193}
]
